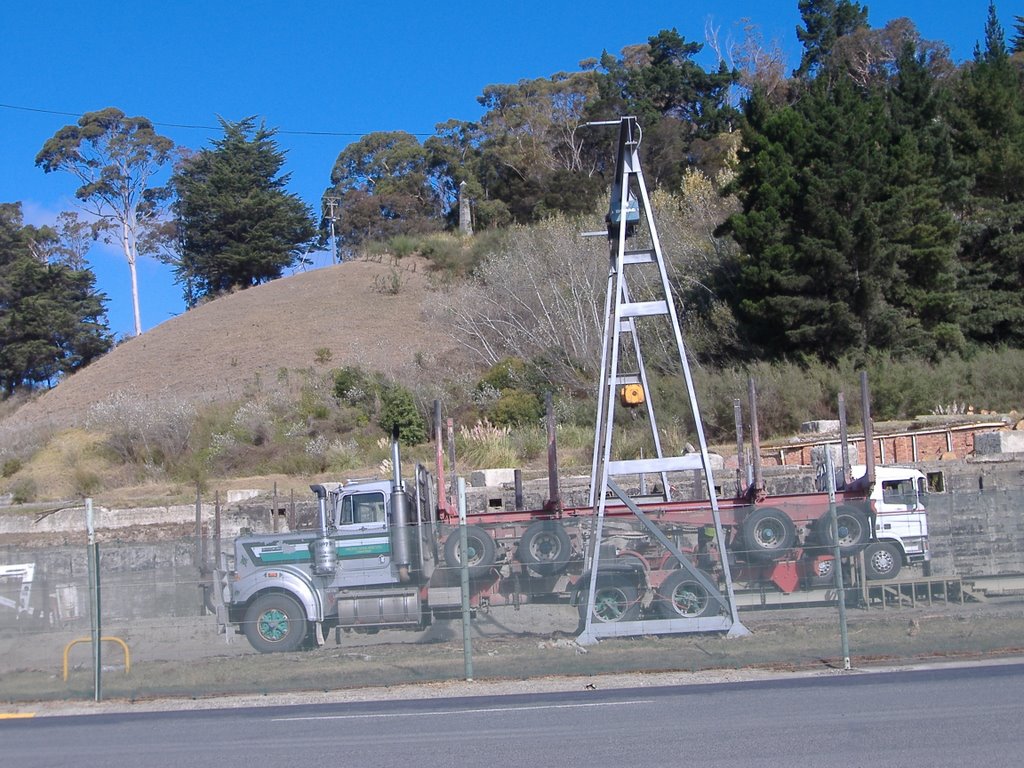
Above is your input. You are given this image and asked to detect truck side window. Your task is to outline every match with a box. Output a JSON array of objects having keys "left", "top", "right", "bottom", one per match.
[
  {"left": 881, "top": 480, "right": 915, "bottom": 506},
  {"left": 339, "top": 492, "right": 386, "bottom": 525}
]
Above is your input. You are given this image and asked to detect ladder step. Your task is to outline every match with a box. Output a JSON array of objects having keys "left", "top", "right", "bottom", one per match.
[
  {"left": 606, "top": 455, "right": 705, "bottom": 475},
  {"left": 623, "top": 249, "right": 656, "bottom": 264},
  {"left": 614, "top": 373, "right": 641, "bottom": 386},
  {"left": 620, "top": 300, "right": 668, "bottom": 318}
]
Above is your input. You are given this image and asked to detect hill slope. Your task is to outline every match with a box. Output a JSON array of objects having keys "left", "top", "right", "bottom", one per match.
[{"left": 0, "top": 257, "right": 464, "bottom": 449}]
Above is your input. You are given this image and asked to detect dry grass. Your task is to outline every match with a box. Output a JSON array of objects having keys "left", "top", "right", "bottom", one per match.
[{"left": 0, "top": 257, "right": 468, "bottom": 502}]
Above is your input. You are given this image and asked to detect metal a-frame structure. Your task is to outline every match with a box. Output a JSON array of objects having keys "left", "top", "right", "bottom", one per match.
[{"left": 577, "top": 117, "right": 748, "bottom": 643}]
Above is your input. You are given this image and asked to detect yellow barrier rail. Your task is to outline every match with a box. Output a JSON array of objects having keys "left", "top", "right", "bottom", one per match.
[{"left": 62, "top": 636, "right": 131, "bottom": 681}]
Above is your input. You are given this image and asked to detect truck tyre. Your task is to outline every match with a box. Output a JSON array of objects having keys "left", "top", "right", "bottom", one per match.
[
  {"left": 518, "top": 520, "right": 572, "bottom": 576},
  {"left": 740, "top": 507, "right": 796, "bottom": 562},
  {"left": 242, "top": 593, "right": 308, "bottom": 653},
  {"left": 654, "top": 569, "right": 721, "bottom": 619},
  {"left": 577, "top": 575, "right": 642, "bottom": 624},
  {"left": 816, "top": 506, "right": 871, "bottom": 555},
  {"left": 864, "top": 542, "right": 902, "bottom": 580},
  {"left": 443, "top": 525, "right": 497, "bottom": 579}
]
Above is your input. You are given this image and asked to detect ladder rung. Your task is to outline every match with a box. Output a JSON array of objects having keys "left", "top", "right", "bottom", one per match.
[
  {"left": 620, "top": 300, "right": 668, "bottom": 318},
  {"left": 606, "top": 456, "right": 705, "bottom": 475},
  {"left": 614, "top": 373, "right": 641, "bottom": 386},
  {"left": 623, "top": 249, "right": 656, "bottom": 264}
]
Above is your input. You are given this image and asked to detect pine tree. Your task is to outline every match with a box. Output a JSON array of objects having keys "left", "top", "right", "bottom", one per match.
[
  {"left": 171, "top": 117, "right": 318, "bottom": 306},
  {"left": 0, "top": 203, "right": 111, "bottom": 394},
  {"left": 951, "top": 2, "right": 1024, "bottom": 345},
  {"left": 720, "top": 77, "right": 892, "bottom": 360},
  {"left": 794, "top": 0, "right": 870, "bottom": 79},
  {"left": 1012, "top": 15, "right": 1024, "bottom": 53},
  {"left": 875, "top": 42, "right": 964, "bottom": 357}
]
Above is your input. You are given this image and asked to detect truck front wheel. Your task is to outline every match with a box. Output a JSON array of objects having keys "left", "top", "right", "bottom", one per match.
[
  {"left": 864, "top": 542, "right": 902, "bottom": 581},
  {"left": 243, "top": 593, "right": 308, "bottom": 653}
]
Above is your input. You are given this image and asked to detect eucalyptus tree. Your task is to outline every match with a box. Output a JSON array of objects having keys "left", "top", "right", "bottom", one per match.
[{"left": 36, "top": 107, "right": 175, "bottom": 336}]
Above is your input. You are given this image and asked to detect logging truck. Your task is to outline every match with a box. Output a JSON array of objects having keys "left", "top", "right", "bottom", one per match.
[{"left": 218, "top": 443, "right": 929, "bottom": 653}]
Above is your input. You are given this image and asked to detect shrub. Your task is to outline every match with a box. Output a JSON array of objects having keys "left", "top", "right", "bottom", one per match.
[
  {"left": 86, "top": 389, "right": 196, "bottom": 468},
  {"left": 490, "top": 389, "right": 543, "bottom": 427},
  {"left": 456, "top": 420, "right": 516, "bottom": 468},
  {"left": 379, "top": 385, "right": 427, "bottom": 445},
  {"left": 388, "top": 234, "right": 420, "bottom": 258},
  {"left": 333, "top": 366, "right": 376, "bottom": 408},
  {"left": 10, "top": 477, "right": 37, "bottom": 504}
]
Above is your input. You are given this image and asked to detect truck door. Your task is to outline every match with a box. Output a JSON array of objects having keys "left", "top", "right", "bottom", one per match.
[
  {"left": 331, "top": 490, "right": 394, "bottom": 586},
  {"left": 875, "top": 476, "right": 928, "bottom": 554}
]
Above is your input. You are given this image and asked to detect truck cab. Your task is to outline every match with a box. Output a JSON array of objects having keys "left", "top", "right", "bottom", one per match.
[{"left": 854, "top": 465, "right": 930, "bottom": 579}]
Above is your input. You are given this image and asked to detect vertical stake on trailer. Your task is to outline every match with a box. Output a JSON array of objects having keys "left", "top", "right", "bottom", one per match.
[
  {"left": 825, "top": 451, "right": 852, "bottom": 670},
  {"left": 456, "top": 478, "right": 474, "bottom": 681}
]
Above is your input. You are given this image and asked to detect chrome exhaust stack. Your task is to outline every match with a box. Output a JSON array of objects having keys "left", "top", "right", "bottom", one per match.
[
  {"left": 389, "top": 430, "right": 415, "bottom": 581},
  {"left": 309, "top": 484, "right": 338, "bottom": 575}
]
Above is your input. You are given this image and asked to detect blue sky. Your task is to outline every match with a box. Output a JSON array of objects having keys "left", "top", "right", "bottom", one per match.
[{"left": 0, "top": 1, "right": 1013, "bottom": 337}]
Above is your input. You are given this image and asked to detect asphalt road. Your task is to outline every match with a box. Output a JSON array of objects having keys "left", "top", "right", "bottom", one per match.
[{"left": 4, "top": 662, "right": 1023, "bottom": 768}]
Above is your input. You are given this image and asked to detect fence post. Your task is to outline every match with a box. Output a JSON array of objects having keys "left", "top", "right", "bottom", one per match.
[{"left": 86, "top": 498, "right": 102, "bottom": 701}]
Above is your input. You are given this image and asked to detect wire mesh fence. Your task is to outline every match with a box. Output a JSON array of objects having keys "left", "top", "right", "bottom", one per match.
[{"left": 2, "top": 484, "right": 1024, "bottom": 704}]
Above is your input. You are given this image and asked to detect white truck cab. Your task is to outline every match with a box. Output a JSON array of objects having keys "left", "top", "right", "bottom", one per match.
[{"left": 852, "top": 465, "right": 930, "bottom": 579}]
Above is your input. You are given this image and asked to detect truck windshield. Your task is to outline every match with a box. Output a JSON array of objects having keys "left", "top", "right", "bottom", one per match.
[{"left": 339, "top": 492, "right": 386, "bottom": 525}]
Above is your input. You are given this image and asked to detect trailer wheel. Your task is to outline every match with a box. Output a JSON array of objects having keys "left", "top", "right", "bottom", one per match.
[
  {"left": 740, "top": 507, "right": 796, "bottom": 562},
  {"left": 864, "top": 542, "right": 902, "bottom": 580},
  {"left": 578, "top": 576, "right": 641, "bottom": 623},
  {"left": 443, "top": 525, "right": 497, "bottom": 579},
  {"left": 655, "top": 569, "right": 721, "bottom": 619},
  {"left": 816, "top": 506, "right": 870, "bottom": 555},
  {"left": 243, "top": 593, "right": 308, "bottom": 653},
  {"left": 518, "top": 520, "right": 572, "bottom": 576}
]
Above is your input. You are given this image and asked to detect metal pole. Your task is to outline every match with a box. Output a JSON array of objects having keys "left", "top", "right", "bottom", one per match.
[
  {"left": 748, "top": 378, "right": 763, "bottom": 492},
  {"left": 545, "top": 392, "right": 561, "bottom": 510},
  {"left": 447, "top": 418, "right": 457, "bottom": 511},
  {"left": 193, "top": 485, "right": 202, "bottom": 569},
  {"left": 825, "top": 452, "right": 851, "bottom": 670},
  {"left": 838, "top": 392, "right": 850, "bottom": 487},
  {"left": 86, "top": 498, "right": 102, "bottom": 701},
  {"left": 456, "top": 478, "right": 473, "bottom": 682},
  {"left": 733, "top": 398, "right": 746, "bottom": 495}
]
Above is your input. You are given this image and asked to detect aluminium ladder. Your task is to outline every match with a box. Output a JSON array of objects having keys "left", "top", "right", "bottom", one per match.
[{"left": 577, "top": 116, "right": 748, "bottom": 643}]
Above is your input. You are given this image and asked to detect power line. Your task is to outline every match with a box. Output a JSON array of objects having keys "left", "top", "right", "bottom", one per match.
[{"left": 0, "top": 101, "right": 435, "bottom": 138}]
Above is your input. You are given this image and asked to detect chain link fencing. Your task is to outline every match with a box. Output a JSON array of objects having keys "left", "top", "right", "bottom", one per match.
[{"left": 2, "top": 484, "right": 1024, "bottom": 704}]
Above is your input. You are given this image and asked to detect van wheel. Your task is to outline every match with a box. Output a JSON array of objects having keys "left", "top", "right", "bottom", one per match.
[{"left": 865, "top": 542, "right": 902, "bottom": 580}]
